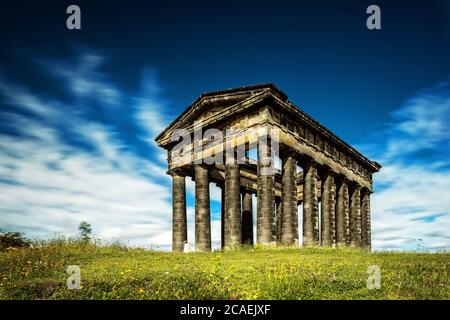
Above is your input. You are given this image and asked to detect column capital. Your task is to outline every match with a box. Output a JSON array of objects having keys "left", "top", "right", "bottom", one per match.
[
  {"left": 301, "top": 158, "right": 318, "bottom": 171},
  {"left": 360, "top": 186, "right": 373, "bottom": 195},
  {"left": 168, "top": 168, "right": 185, "bottom": 177},
  {"left": 349, "top": 181, "right": 362, "bottom": 192},
  {"left": 318, "top": 166, "right": 338, "bottom": 180},
  {"left": 335, "top": 174, "right": 350, "bottom": 186},
  {"left": 280, "top": 148, "right": 297, "bottom": 159}
]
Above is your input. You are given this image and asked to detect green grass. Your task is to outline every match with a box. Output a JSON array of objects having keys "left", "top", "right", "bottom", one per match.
[{"left": 0, "top": 239, "right": 449, "bottom": 300}]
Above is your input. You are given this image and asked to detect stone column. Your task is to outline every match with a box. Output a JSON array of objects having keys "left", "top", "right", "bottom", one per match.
[
  {"left": 221, "top": 186, "right": 225, "bottom": 249},
  {"left": 171, "top": 170, "right": 187, "bottom": 252},
  {"left": 335, "top": 177, "right": 349, "bottom": 247},
  {"left": 361, "top": 189, "right": 372, "bottom": 250},
  {"left": 275, "top": 199, "right": 282, "bottom": 243},
  {"left": 320, "top": 170, "right": 336, "bottom": 246},
  {"left": 242, "top": 191, "right": 253, "bottom": 245},
  {"left": 302, "top": 160, "right": 319, "bottom": 246},
  {"left": 349, "top": 184, "right": 362, "bottom": 247},
  {"left": 281, "top": 151, "right": 297, "bottom": 245},
  {"left": 272, "top": 198, "right": 279, "bottom": 242},
  {"left": 256, "top": 137, "right": 275, "bottom": 244},
  {"left": 294, "top": 202, "right": 300, "bottom": 245},
  {"left": 194, "top": 164, "right": 211, "bottom": 252},
  {"left": 224, "top": 150, "right": 242, "bottom": 248}
]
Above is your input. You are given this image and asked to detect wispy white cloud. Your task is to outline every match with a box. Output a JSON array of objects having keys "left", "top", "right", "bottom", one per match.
[
  {"left": 0, "top": 52, "right": 175, "bottom": 249},
  {"left": 0, "top": 51, "right": 228, "bottom": 250},
  {"left": 358, "top": 82, "right": 450, "bottom": 251},
  {"left": 37, "top": 53, "right": 122, "bottom": 106}
]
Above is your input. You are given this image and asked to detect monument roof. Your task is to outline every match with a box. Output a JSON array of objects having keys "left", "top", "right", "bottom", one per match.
[{"left": 155, "top": 83, "right": 381, "bottom": 172}]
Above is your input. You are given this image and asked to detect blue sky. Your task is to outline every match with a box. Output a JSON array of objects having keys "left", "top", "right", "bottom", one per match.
[{"left": 0, "top": 0, "right": 449, "bottom": 250}]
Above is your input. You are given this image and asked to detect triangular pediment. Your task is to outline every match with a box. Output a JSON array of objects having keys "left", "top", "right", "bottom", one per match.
[{"left": 155, "top": 83, "right": 286, "bottom": 147}]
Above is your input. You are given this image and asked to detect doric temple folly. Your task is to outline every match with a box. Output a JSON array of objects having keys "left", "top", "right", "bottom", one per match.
[{"left": 155, "top": 84, "right": 381, "bottom": 252}]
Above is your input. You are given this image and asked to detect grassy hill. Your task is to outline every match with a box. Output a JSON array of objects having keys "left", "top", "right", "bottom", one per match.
[{"left": 0, "top": 240, "right": 449, "bottom": 300}]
